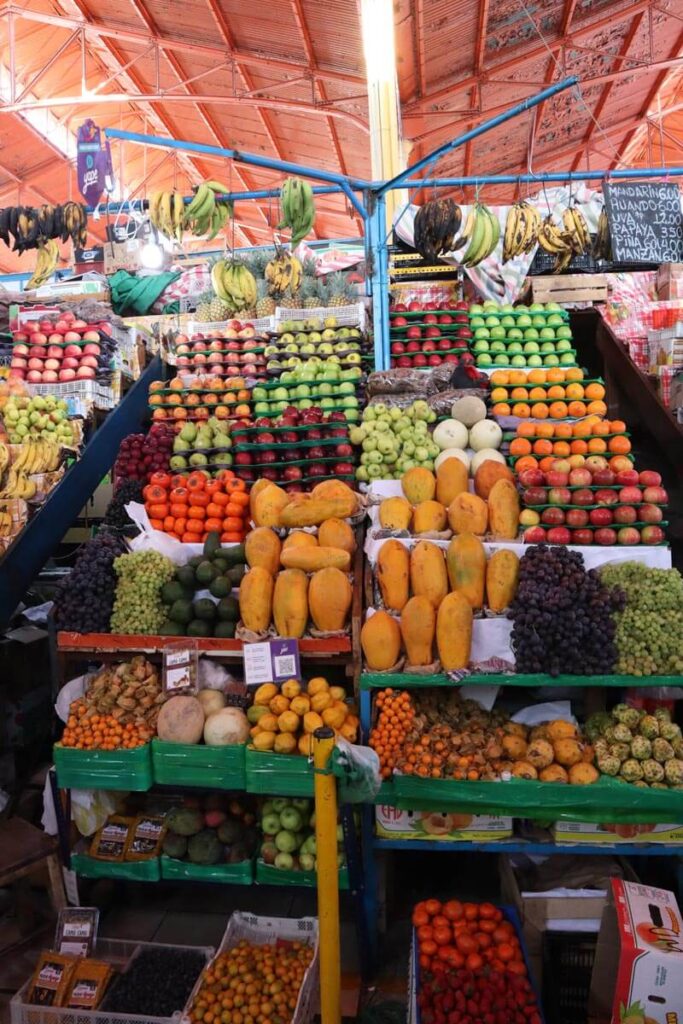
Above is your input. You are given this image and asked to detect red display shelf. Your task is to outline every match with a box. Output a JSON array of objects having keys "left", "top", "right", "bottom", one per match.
[{"left": 56, "top": 631, "right": 351, "bottom": 656}]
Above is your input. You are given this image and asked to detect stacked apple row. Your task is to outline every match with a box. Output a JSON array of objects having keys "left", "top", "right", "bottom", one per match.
[
  {"left": 174, "top": 324, "right": 267, "bottom": 379},
  {"left": 148, "top": 376, "right": 252, "bottom": 424},
  {"left": 469, "top": 300, "right": 575, "bottom": 370},
  {"left": 389, "top": 298, "right": 474, "bottom": 369},
  {"left": 230, "top": 406, "right": 356, "bottom": 490},
  {"left": 9, "top": 310, "right": 112, "bottom": 384},
  {"left": 518, "top": 461, "right": 668, "bottom": 546}
]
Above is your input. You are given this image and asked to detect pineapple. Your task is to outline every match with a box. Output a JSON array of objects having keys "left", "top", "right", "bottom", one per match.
[
  {"left": 209, "top": 294, "right": 232, "bottom": 321},
  {"left": 327, "top": 271, "right": 355, "bottom": 307},
  {"left": 278, "top": 288, "right": 300, "bottom": 310},
  {"left": 300, "top": 277, "right": 320, "bottom": 309},
  {"left": 194, "top": 291, "right": 214, "bottom": 322},
  {"left": 255, "top": 279, "right": 276, "bottom": 318}
]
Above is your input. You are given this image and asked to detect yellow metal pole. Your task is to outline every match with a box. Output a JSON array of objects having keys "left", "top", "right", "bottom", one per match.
[{"left": 313, "top": 726, "right": 341, "bottom": 1024}]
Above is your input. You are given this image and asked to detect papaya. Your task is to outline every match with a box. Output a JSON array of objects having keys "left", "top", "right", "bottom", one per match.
[
  {"left": 279, "top": 495, "right": 358, "bottom": 528},
  {"left": 361, "top": 610, "right": 402, "bottom": 670},
  {"left": 400, "top": 595, "right": 436, "bottom": 666},
  {"left": 486, "top": 549, "right": 519, "bottom": 613},
  {"left": 410, "top": 540, "right": 448, "bottom": 609},
  {"left": 474, "top": 460, "right": 514, "bottom": 500},
  {"left": 412, "top": 500, "right": 448, "bottom": 534},
  {"left": 318, "top": 517, "right": 356, "bottom": 554},
  {"left": 376, "top": 539, "right": 410, "bottom": 611},
  {"left": 447, "top": 492, "right": 488, "bottom": 535},
  {"left": 311, "top": 480, "right": 357, "bottom": 503},
  {"left": 238, "top": 566, "right": 274, "bottom": 632},
  {"left": 488, "top": 479, "right": 520, "bottom": 540},
  {"left": 308, "top": 567, "right": 352, "bottom": 631},
  {"left": 280, "top": 546, "right": 351, "bottom": 572},
  {"left": 436, "top": 591, "right": 472, "bottom": 670},
  {"left": 446, "top": 533, "right": 486, "bottom": 610},
  {"left": 282, "top": 531, "right": 318, "bottom": 551},
  {"left": 245, "top": 527, "right": 281, "bottom": 575},
  {"left": 436, "top": 457, "right": 468, "bottom": 507},
  {"left": 379, "top": 496, "right": 412, "bottom": 531},
  {"left": 252, "top": 483, "right": 289, "bottom": 527},
  {"left": 402, "top": 466, "right": 436, "bottom": 504},
  {"left": 272, "top": 569, "right": 308, "bottom": 638},
  {"left": 249, "top": 477, "right": 272, "bottom": 519}
]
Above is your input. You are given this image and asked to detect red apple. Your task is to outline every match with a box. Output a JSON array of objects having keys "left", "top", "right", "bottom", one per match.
[
  {"left": 595, "top": 489, "right": 618, "bottom": 506},
  {"left": 639, "top": 503, "right": 663, "bottom": 524},
  {"left": 44, "top": 358, "right": 60, "bottom": 371},
  {"left": 523, "top": 487, "right": 548, "bottom": 506},
  {"left": 548, "top": 487, "right": 571, "bottom": 505},
  {"left": 617, "top": 527, "right": 641, "bottom": 545},
  {"left": 523, "top": 526, "right": 547, "bottom": 544},
  {"left": 391, "top": 342, "right": 405, "bottom": 354},
  {"left": 566, "top": 508, "right": 589, "bottom": 527},
  {"left": 12, "top": 344, "right": 29, "bottom": 357},
  {"left": 590, "top": 507, "right": 614, "bottom": 526},
  {"left": 572, "top": 488, "right": 595, "bottom": 507},
  {"left": 614, "top": 505, "right": 637, "bottom": 524},
  {"left": 586, "top": 455, "right": 608, "bottom": 473},
  {"left": 42, "top": 370, "right": 58, "bottom": 383},
  {"left": 428, "top": 354, "right": 443, "bottom": 366},
  {"left": 423, "top": 314, "right": 438, "bottom": 325},
  {"left": 638, "top": 470, "right": 662, "bottom": 487},
  {"left": 393, "top": 303, "right": 407, "bottom": 313},
  {"left": 10, "top": 357, "right": 27, "bottom": 370},
  {"left": 594, "top": 527, "right": 617, "bottom": 545},
  {"left": 591, "top": 468, "right": 615, "bottom": 486},
  {"left": 392, "top": 316, "right": 407, "bottom": 327},
  {"left": 76, "top": 366, "right": 96, "bottom": 379},
  {"left": 541, "top": 507, "right": 566, "bottom": 525},
  {"left": 29, "top": 346, "right": 47, "bottom": 359},
  {"left": 616, "top": 469, "right": 639, "bottom": 486},
  {"left": 407, "top": 301, "right": 423, "bottom": 312},
  {"left": 424, "top": 326, "right": 441, "bottom": 338},
  {"left": 642, "top": 486, "right": 668, "bottom": 504},
  {"left": 64, "top": 344, "right": 82, "bottom": 358},
  {"left": 568, "top": 468, "right": 592, "bottom": 486},
  {"left": 438, "top": 314, "right": 453, "bottom": 325},
  {"left": 62, "top": 357, "right": 79, "bottom": 370},
  {"left": 438, "top": 338, "right": 453, "bottom": 351},
  {"left": 546, "top": 527, "right": 571, "bottom": 545},
  {"left": 406, "top": 340, "right": 421, "bottom": 353},
  {"left": 26, "top": 370, "right": 42, "bottom": 383},
  {"left": 413, "top": 354, "right": 428, "bottom": 367},
  {"left": 641, "top": 525, "right": 665, "bottom": 545},
  {"left": 571, "top": 529, "right": 594, "bottom": 544},
  {"left": 27, "top": 357, "right": 44, "bottom": 371},
  {"left": 618, "top": 486, "right": 643, "bottom": 504},
  {"left": 422, "top": 340, "right": 436, "bottom": 352},
  {"left": 519, "top": 469, "right": 545, "bottom": 488},
  {"left": 397, "top": 356, "right": 412, "bottom": 368},
  {"left": 59, "top": 368, "right": 76, "bottom": 382},
  {"left": 63, "top": 330, "right": 81, "bottom": 343},
  {"left": 546, "top": 470, "right": 569, "bottom": 487}
]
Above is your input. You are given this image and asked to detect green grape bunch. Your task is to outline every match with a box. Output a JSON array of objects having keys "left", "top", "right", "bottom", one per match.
[
  {"left": 600, "top": 562, "right": 683, "bottom": 676},
  {"left": 111, "top": 549, "right": 177, "bottom": 635}
]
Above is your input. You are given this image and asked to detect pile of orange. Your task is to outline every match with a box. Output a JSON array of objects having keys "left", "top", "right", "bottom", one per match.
[
  {"left": 490, "top": 382, "right": 605, "bottom": 422},
  {"left": 369, "top": 688, "right": 415, "bottom": 780},
  {"left": 514, "top": 416, "right": 627, "bottom": 440},
  {"left": 150, "top": 376, "right": 251, "bottom": 422},
  {"left": 60, "top": 705, "right": 151, "bottom": 750},
  {"left": 490, "top": 367, "right": 584, "bottom": 386},
  {"left": 510, "top": 418, "right": 631, "bottom": 462}
]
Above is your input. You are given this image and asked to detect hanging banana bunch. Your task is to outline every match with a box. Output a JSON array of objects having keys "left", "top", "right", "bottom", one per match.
[
  {"left": 537, "top": 215, "right": 576, "bottom": 273},
  {"left": 162, "top": 180, "right": 234, "bottom": 241},
  {"left": 502, "top": 201, "right": 542, "bottom": 263},
  {"left": 413, "top": 198, "right": 462, "bottom": 262},
  {"left": 0, "top": 202, "right": 87, "bottom": 252},
  {"left": 593, "top": 207, "right": 612, "bottom": 260},
  {"left": 149, "top": 191, "right": 186, "bottom": 242},
  {"left": 455, "top": 202, "right": 501, "bottom": 268},
  {"left": 278, "top": 177, "right": 315, "bottom": 245},
  {"left": 561, "top": 205, "right": 591, "bottom": 256},
  {"left": 210, "top": 258, "right": 258, "bottom": 313},
  {"left": 26, "top": 239, "right": 60, "bottom": 290},
  {"left": 264, "top": 248, "right": 303, "bottom": 296}
]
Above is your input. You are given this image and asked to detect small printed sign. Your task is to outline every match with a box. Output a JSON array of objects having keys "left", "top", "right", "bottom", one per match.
[
  {"left": 244, "top": 639, "right": 301, "bottom": 686},
  {"left": 163, "top": 641, "right": 198, "bottom": 693}
]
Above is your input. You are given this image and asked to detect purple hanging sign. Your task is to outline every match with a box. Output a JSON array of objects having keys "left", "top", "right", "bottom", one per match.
[{"left": 76, "top": 120, "right": 114, "bottom": 207}]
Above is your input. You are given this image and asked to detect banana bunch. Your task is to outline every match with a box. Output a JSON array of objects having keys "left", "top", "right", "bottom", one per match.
[
  {"left": 0, "top": 444, "right": 9, "bottom": 481},
  {"left": 62, "top": 202, "right": 88, "bottom": 247},
  {"left": 149, "top": 191, "right": 186, "bottom": 242},
  {"left": 457, "top": 203, "right": 501, "bottom": 267},
  {"left": 278, "top": 177, "right": 315, "bottom": 245},
  {"left": 26, "top": 239, "right": 60, "bottom": 290},
  {"left": 182, "top": 180, "right": 233, "bottom": 240},
  {"left": 0, "top": 507, "right": 14, "bottom": 539},
  {"left": 0, "top": 466, "right": 37, "bottom": 501},
  {"left": 537, "top": 215, "right": 576, "bottom": 273},
  {"left": 593, "top": 207, "right": 612, "bottom": 260},
  {"left": 211, "top": 259, "right": 257, "bottom": 312},
  {"left": 12, "top": 441, "right": 61, "bottom": 475},
  {"left": 264, "top": 250, "right": 303, "bottom": 296},
  {"left": 562, "top": 205, "right": 591, "bottom": 256},
  {"left": 502, "top": 201, "right": 542, "bottom": 262},
  {"left": 0, "top": 202, "right": 87, "bottom": 252},
  {"left": 413, "top": 198, "right": 462, "bottom": 262}
]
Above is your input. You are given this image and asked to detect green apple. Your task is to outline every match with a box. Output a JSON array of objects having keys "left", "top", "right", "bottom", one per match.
[
  {"left": 507, "top": 327, "right": 523, "bottom": 341},
  {"left": 507, "top": 342, "right": 523, "bottom": 354},
  {"left": 490, "top": 325, "right": 506, "bottom": 340},
  {"left": 539, "top": 327, "right": 556, "bottom": 340},
  {"left": 477, "top": 353, "right": 492, "bottom": 366},
  {"left": 490, "top": 340, "right": 506, "bottom": 354},
  {"left": 511, "top": 355, "right": 527, "bottom": 367},
  {"left": 517, "top": 313, "right": 532, "bottom": 328},
  {"left": 523, "top": 328, "right": 539, "bottom": 341},
  {"left": 543, "top": 354, "right": 560, "bottom": 367},
  {"left": 556, "top": 326, "right": 573, "bottom": 340},
  {"left": 555, "top": 339, "right": 572, "bottom": 352},
  {"left": 527, "top": 354, "right": 543, "bottom": 367}
]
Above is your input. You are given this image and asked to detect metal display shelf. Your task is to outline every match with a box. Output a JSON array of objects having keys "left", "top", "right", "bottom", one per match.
[
  {"left": 0, "top": 356, "right": 163, "bottom": 629},
  {"left": 56, "top": 632, "right": 351, "bottom": 656},
  {"left": 360, "top": 672, "right": 683, "bottom": 689},
  {"left": 372, "top": 836, "right": 683, "bottom": 857}
]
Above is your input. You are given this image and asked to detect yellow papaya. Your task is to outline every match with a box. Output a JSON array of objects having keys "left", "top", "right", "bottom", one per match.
[
  {"left": 400, "top": 595, "right": 436, "bottom": 666},
  {"left": 280, "top": 546, "right": 351, "bottom": 572},
  {"left": 488, "top": 479, "right": 520, "bottom": 540},
  {"left": 279, "top": 495, "right": 358, "bottom": 528},
  {"left": 376, "top": 538, "right": 410, "bottom": 611},
  {"left": 239, "top": 566, "right": 274, "bottom": 632},
  {"left": 252, "top": 484, "right": 289, "bottom": 527},
  {"left": 446, "top": 533, "right": 486, "bottom": 609},
  {"left": 318, "top": 517, "right": 356, "bottom": 555},
  {"left": 311, "top": 480, "right": 356, "bottom": 503},
  {"left": 402, "top": 466, "right": 436, "bottom": 504},
  {"left": 282, "top": 531, "right": 318, "bottom": 551},
  {"left": 436, "top": 458, "right": 468, "bottom": 507},
  {"left": 379, "top": 496, "right": 412, "bottom": 531},
  {"left": 361, "top": 610, "right": 402, "bottom": 670},
  {"left": 308, "top": 567, "right": 352, "bottom": 631},
  {"left": 447, "top": 492, "right": 488, "bottom": 535},
  {"left": 245, "top": 527, "right": 281, "bottom": 575},
  {"left": 252, "top": 730, "right": 276, "bottom": 751},
  {"left": 254, "top": 682, "right": 277, "bottom": 706},
  {"left": 412, "top": 500, "right": 448, "bottom": 534},
  {"left": 272, "top": 569, "right": 308, "bottom": 638},
  {"left": 436, "top": 591, "right": 472, "bottom": 670},
  {"left": 486, "top": 549, "right": 519, "bottom": 613},
  {"left": 410, "top": 540, "right": 448, "bottom": 609},
  {"left": 249, "top": 478, "right": 273, "bottom": 520}
]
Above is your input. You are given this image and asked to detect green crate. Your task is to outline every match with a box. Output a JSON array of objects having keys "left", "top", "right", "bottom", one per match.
[
  {"left": 71, "top": 853, "right": 160, "bottom": 881},
  {"left": 245, "top": 748, "right": 314, "bottom": 796},
  {"left": 151, "top": 740, "right": 246, "bottom": 789},
  {"left": 160, "top": 855, "right": 253, "bottom": 884},
  {"left": 255, "top": 859, "right": 349, "bottom": 889},
  {"left": 53, "top": 743, "right": 152, "bottom": 791}
]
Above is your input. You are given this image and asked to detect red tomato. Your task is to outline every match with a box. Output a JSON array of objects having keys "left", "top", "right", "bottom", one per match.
[
  {"left": 465, "top": 953, "right": 483, "bottom": 972},
  {"left": 455, "top": 933, "right": 478, "bottom": 956},
  {"left": 497, "top": 942, "right": 515, "bottom": 962},
  {"left": 424, "top": 899, "right": 442, "bottom": 917},
  {"left": 479, "top": 902, "right": 497, "bottom": 920},
  {"left": 475, "top": 932, "right": 492, "bottom": 950},
  {"left": 463, "top": 903, "right": 479, "bottom": 921},
  {"left": 443, "top": 900, "right": 464, "bottom": 922},
  {"left": 417, "top": 925, "right": 433, "bottom": 942},
  {"left": 420, "top": 940, "right": 437, "bottom": 957},
  {"left": 431, "top": 915, "right": 450, "bottom": 930},
  {"left": 413, "top": 909, "right": 429, "bottom": 928},
  {"left": 433, "top": 926, "right": 452, "bottom": 947}
]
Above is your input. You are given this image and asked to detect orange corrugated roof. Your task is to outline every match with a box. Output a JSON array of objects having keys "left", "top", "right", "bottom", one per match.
[{"left": 0, "top": 0, "right": 682, "bottom": 273}]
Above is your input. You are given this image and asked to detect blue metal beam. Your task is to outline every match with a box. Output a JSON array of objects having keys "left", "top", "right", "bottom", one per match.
[
  {"left": 377, "top": 76, "right": 579, "bottom": 196},
  {"left": 0, "top": 357, "right": 163, "bottom": 629},
  {"left": 381, "top": 166, "right": 683, "bottom": 190}
]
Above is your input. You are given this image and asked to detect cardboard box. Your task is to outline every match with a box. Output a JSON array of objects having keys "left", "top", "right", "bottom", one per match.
[
  {"left": 553, "top": 820, "right": 683, "bottom": 844},
  {"left": 103, "top": 238, "right": 144, "bottom": 274},
  {"left": 656, "top": 262, "right": 683, "bottom": 300},
  {"left": 375, "top": 804, "right": 513, "bottom": 841},
  {"left": 588, "top": 879, "right": 683, "bottom": 1023}
]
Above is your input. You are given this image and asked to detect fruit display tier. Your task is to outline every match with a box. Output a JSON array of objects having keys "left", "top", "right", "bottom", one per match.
[
  {"left": 149, "top": 380, "right": 252, "bottom": 422},
  {"left": 55, "top": 632, "right": 351, "bottom": 655},
  {"left": 360, "top": 672, "right": 683, "bottom": 689},
  {"left": 469, "top": 303, "right": 576, "bottom": 370},
  {"left": 173, "top": 331, "right": 268, "bottom": 380},
  {"left": 10, "top": 311, "right": 117, "bottom": 386}
]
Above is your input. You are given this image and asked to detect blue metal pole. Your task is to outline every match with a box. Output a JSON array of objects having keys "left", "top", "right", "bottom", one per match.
[
  {"left": 382, "top": 166, "right": 683, "bottom": 190},
  {"left": 377, "top": 76, "right": 578, "bottom": 196},
  {"left": 368, "top": 197, "right": 389, "bottom": 371},
  {"left": 85, "top": 185, "right": 345, "bottom": 214},
  {"left": 105, "top": 127, "right": 372, "bottom": 190}
]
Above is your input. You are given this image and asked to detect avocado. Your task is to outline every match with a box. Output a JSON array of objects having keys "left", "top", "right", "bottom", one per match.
[
  {"left": 193, "top": 598, "right": 217, "bottom": 622},
  {"left": 227, "top": 563, "right": 246, "bottom": 585},
  {"left": 188, "top": 829, "right": 222, "bottom": 865},
  {"left": 196, "top": 560, "right": 218, "bottom": 585},
  {"left": 187, "top": 619, "right": 211, "bottom": 637},
  {"left": 213, "top": 620, "right": 237, "bottom": 639},
  {"left": 203, "top": 531, "right": 221, "bottom": 558},
  {"left": 159, "top": 620, "right": 185, "bottom": 637},
  {"left": 213, "top": 558, "right": 229, "bottom": 574},
  {"left": 161, "top": 580, "right": 185, "bottom": 605},
  {"left": 177, "top": 565, "right": 197, "bottom": 589},
  {"left": 162, "top": 832, "right": 188, "bottom": 859},
  {"left": 169, "top": 598, "right": 194, "bottom": 625},
  {"left": 165, "top": 807, "right": 203, "bottom": 836},
  {"left": 209, "top": 576, "right": 231, "bottom": 599},
  {"left": 188, "top": 555, "right": 204, "bottom": 568},
  {"left": 220, "top": 544, "right": 246, "bottom": 566},
  {"left": 217, "top": 595, "right": 240, "bottom": 622}
]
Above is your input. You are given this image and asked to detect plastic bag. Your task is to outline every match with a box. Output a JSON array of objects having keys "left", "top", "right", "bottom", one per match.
[
  {"left": 332, "top": 737, "right": 381, "bottom": 803},
  {"left": 511, "top": 701, "right": 577, "bottom": 727},
  {"left": 198, "top": 658, "right": 238, "bottom": 691},
  {"left": 55, "top": 674, "right": 89, "bottom": 724},
  {"left": 125, "top": 502, "right": 190, "bottom": 564},
  {"left": 41, "top": 774, "right": 117, "bottom": 837}
]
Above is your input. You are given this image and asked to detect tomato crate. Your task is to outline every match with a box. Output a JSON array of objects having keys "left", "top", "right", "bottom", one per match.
[
  {"left": 151, "top": 739, "right": 246, "bottom": 789},
  {"left": 245, "top": 748, "right": 314, "bottom": 797},
  {"left": 53, "top": 743, "right": 153, "bottom": 791}
]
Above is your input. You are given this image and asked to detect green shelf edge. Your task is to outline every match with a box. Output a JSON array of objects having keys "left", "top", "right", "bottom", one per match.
[{"left": 360, "top": 672, "right": 683, "bottom": 689}]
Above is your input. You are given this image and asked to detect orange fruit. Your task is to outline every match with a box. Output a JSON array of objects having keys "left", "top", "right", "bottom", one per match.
[
  {"left": 508, "top": 370, "right": 528, "bottom": 385},
  {"left": 584, "top": 382, "right": 606, "bottom": 400},
  {"left": 554, "top": 421, "right": 573, "bottom": 439},
  {"left": 512, "top": 402, "right": 530, "bottom": 417},
  {"left": 491, "top": 403, "right": 511, "bottom": 416},
  {"left": 547, "top": 385, "right": 566, "bottom": 400},
  {"left": 570, "top": 439, "right": 588, "bottom": 455},
  {"left": 529, "top": 386, "right": 547, "bottom": 401},
  {"left": 517, "top": 421, "right": 537, "bottom": 438},
  {"left": 511, "top": 387, "right": 529, "bottom": 401},
  {"left": 527, "top": 369, "right": 547, "bottom": 384},
  {"left": 565, "top": 367, "right": 584, "bottom": 382},
  {"left": 587, "top": 437, "right": 607, "bottom": 454},
  {"left": 565, "top": 383, "right": 584, "bottom": 400},
  {"left": 538, "top": 455, "right": 555, "bottom": 473},
  {"left": 608, "top": 435, "right": 632, "bottom": 454},
  {"left": 530, "top": 402, "right": 548, "bottom": 418},
  {"left": 490, "top": 387, "right": 509, "bottom": 403},
  {"left": 567, "top": 400, "right": 587, "bottom": 418},
  {"left": 553, "top": 441, "right": 571, "bottom": 457},
  {"left": 549, "top": 401, "right": 568, "bottom": 419},
  {"left": 515, "top": 455, "right": 539, "bottom": 473},
  {"left": 490, "top": 371, "right": 510, "bottom": 385},
  {"left": 546, "top": 368, "right": 565, "bottom": 383},
  {"left": 587, "top": 399, "right": 607, "bottom": 417},
  {"left": 510, "top": 438, "right": 532, "bottom": 456},
  {"left": 609, "top": 419, "right": 627, "bottom": 434},
  {"left": 592, "top": 420, "right": 610, "bottom": 436},
  {"left": 533, "top": 438, "right": 553, "bottom": 456},
  {"left": 536, "top": 421, "right": 555, "bottom": 439}
]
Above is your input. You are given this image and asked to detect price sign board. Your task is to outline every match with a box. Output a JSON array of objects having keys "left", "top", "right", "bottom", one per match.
[
  {"left": 603, "top": 182, "right": 683, "bottom": 264},
  {"left": 243, "top": 639, "right": 301, "bottom": 687}
]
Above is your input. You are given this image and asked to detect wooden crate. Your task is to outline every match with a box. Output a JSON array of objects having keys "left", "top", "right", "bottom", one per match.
[{"left": 530, "top": 274, "right": 609, "bottom": 305}]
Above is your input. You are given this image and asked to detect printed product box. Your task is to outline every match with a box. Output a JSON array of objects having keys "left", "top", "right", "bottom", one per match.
[
  {"left": 553, "top": 821, "right": 683, "bottom": 845},
  {"left": 375, "top": 804, "right": 512, "bottom": 841},
  {"left": 656, "top": 262, "right": 683, "bottom": 300},
  {"left": 588, "top": 879, "right": 683, "bottom": 1024}
]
